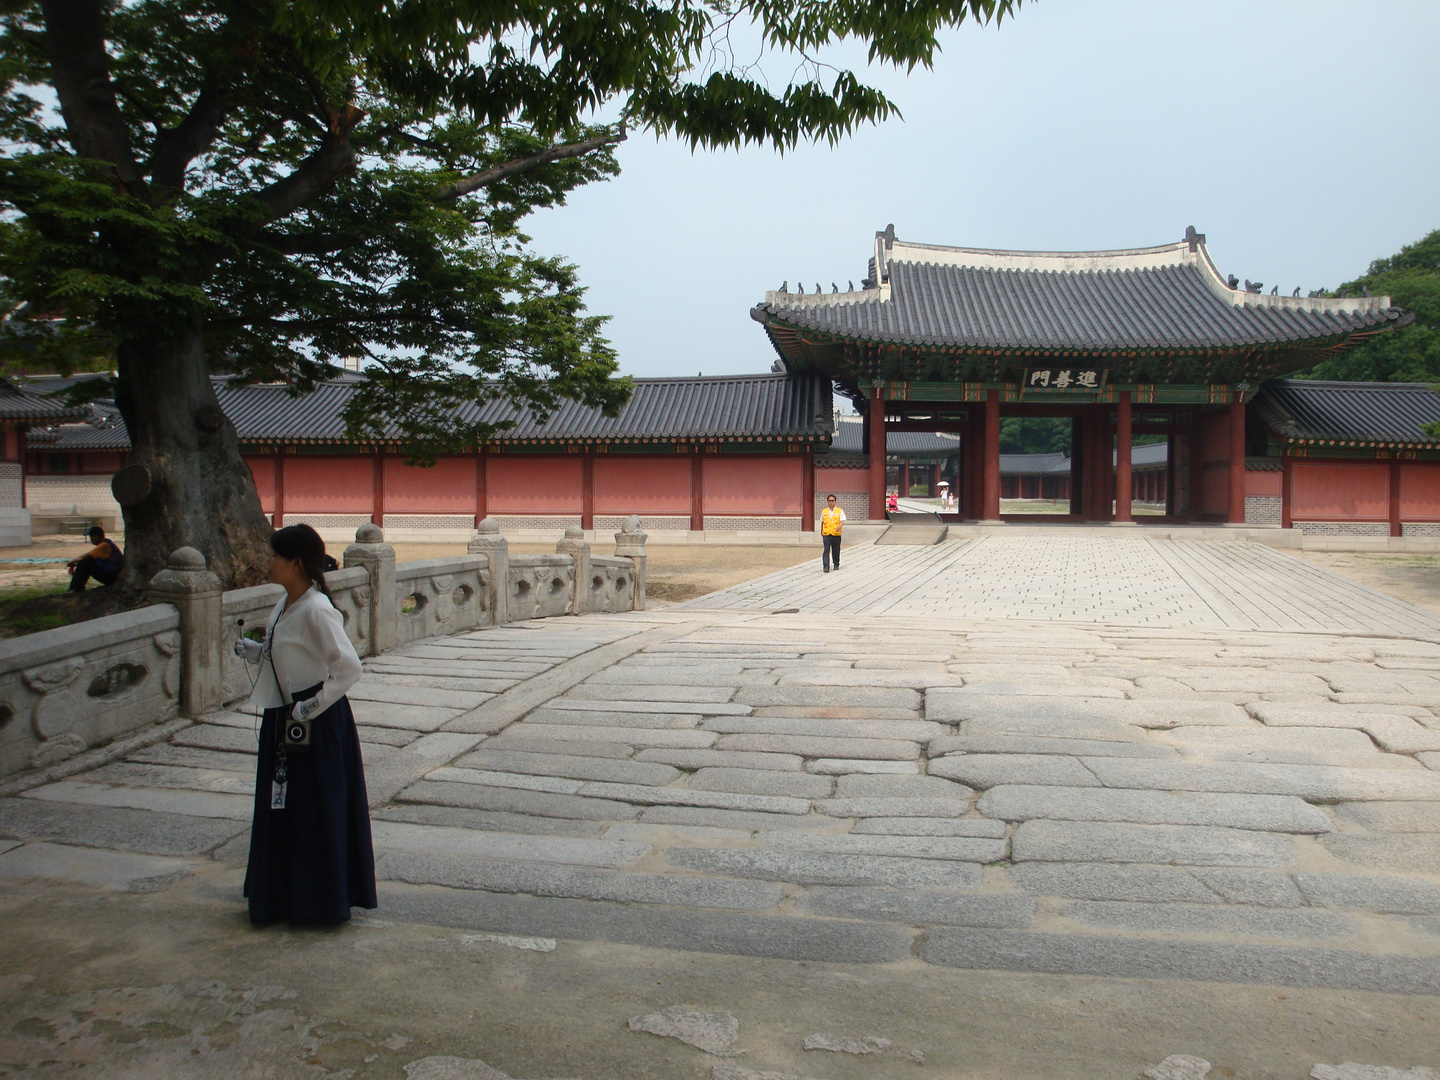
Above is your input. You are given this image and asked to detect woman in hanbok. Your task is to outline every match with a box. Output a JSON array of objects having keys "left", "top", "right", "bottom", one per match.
[{"left": 234, "top": 524, "right": 376, "bottom": 926}]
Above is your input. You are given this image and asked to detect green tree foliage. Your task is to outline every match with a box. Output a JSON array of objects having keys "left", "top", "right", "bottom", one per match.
[
  {"left": 0, "top": 0, "right": 1020, "bottom": 585},
  {"left": 999, "top": 417, "right": 1069, "bottom": 455},
  {"left": 1299, "top": 229, "right": 1439, "bottom": 383}
]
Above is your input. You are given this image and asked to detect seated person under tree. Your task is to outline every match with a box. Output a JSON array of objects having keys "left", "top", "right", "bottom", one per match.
[{"left": 68, "top": 527, "right": 124, "bottom": 591}]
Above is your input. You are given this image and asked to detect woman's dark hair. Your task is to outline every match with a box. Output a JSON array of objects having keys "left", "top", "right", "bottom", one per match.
[{"left": 270, "top": 524, "right": 332, "bottom": 599}]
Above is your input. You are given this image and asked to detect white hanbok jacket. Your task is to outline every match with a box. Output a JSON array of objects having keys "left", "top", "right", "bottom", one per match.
[{"left": 248, "top": 586, "right": 362, "bottom": 716}]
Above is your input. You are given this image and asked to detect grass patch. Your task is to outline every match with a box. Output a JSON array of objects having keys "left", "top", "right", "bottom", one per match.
[{"left": 0, "top": 584, "right": 131, "bottom": 640}]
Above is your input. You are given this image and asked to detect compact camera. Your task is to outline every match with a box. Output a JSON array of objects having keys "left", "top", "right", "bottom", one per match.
[{"left": 284, "top": 716, "right": 312, "bottom": 749}]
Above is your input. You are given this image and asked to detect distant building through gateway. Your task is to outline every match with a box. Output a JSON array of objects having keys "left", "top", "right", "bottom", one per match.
[{"left": 751, "top": 226, "right": 1415, "bottom": 527}]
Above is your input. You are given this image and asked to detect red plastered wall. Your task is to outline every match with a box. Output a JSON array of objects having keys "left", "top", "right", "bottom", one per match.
[
  {"left": 246, "top": 457, "right": 276, "bottom": 514},
  {"left": 283, "top": 456, "right": 373, "bottom": 512},
  {"left": 1245, "top": 469, "right": 1282, "bottom": 496},
  {"left": 1399, "top": 463, "right": 1440, "bottom": 521},
  {"left": 486, "top": 455, "right": 583, "bottom": 513},
  {"left": 383, "top": 456, "right": 475, "bottom": 513},
  {"left": 594, "top": 457, "right": 691, "bottom": 515},
  {"left": 1291, "top": 462, "right": 1388, "bottom": 520},
  {"left": 702, "top": 456, "right": 803, "bottom": 514},
  {"left": 816, "top": 466, "right": 870, "bottom": 494}
]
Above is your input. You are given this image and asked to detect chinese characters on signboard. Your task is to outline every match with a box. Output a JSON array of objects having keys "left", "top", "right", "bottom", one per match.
[{"left": 1025, "top": 368, "right": 1107, "bottom": 391}]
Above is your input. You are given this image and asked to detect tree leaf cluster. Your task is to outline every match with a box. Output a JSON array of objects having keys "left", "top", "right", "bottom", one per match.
[
  {"left": 0, "top": 0, "right": 1018, "bottom": 460},
  {"left": 1298, "top": 229, "right": 1440, "bottom": 384}
]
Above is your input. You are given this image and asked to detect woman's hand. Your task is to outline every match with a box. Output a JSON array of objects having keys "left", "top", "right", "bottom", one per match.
[{"left": 233, "top": 637, "right": 265, "bottom": 663}]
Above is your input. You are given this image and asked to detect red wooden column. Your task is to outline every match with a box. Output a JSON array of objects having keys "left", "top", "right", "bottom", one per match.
[
  {"left": 1281, "top": 454, "right": 1293, "bottom": 529},
  {"left": 1115, "top": 391, "right": 1133, "bottom": 523},
  {"left": 1069, "top": 415, "right": 1084, "bottom": 516},
  {"left": 1389, "top": 458, "right": 1403, "bottom": 538},
  {"left": 801, "top": 450, "right": 815, "bottom": 533},
  {"left": 273, "top": 450, "right": 286, "bottom": 527},
  {"left": 372, "top": 451, "right": 386, "bottom": 527},
  {"left": 474, "top": 452, "right": 486, "bottom": 527},
  {"left": 982, "top": 389, "right": 1001, "bottom": 521},
  {"left": 580, "top": 452, "right": 595, "bottom": 531},
  {"left": 689, "top": 453, "right": 704, "bottom": 533},
  {"left": 867, "top": 386, "right": 887, "bottom": 519},
  {"left": 1165, "top": 445, "right": 1172, "bottom": 509},
  {"left": 1228, "top": 393, "right": 1246, "bottom": 523}
]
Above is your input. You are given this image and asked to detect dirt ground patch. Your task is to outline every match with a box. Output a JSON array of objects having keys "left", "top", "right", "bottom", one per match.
[
  {"left": 1291, "top": 549, "right": 1440, "bottom": 619},
  {"left": 391, "top": 542, "right": 819, "bottom": 604},
  {"left": 0, "top": 537, "right": 819, "bottom": 613}
]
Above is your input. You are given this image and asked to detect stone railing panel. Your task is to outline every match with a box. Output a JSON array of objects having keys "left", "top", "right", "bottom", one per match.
[
  {"left": 509, "top": 554, "right": 576, "bottom": 621},
  {"left": 589, "top": 555, "right": 636, "bottom": 613},
  {"left": 0, "top": 604, "right": 181, "bottom": 776},
  {"left": 394, "top": 555, "right": 489, "bottom": 646},
  {"left": 0, "top": 520, "right": 649, "bottom": 781},
  {"left": 325, "top": 565, "right": 373, "bottom": 655}
]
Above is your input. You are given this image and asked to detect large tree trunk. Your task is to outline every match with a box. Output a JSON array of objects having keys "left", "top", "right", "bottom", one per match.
[{"left": 113, "top": 322, "right": 273, "bottom": 591}]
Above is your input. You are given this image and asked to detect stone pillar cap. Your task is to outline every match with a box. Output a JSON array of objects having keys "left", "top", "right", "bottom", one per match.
[
  {"left": 355, "top": 523, "right": 384, "bottom": 544},
  {"left": 168, "top": 546, "right": 206, "bottom": 570}
]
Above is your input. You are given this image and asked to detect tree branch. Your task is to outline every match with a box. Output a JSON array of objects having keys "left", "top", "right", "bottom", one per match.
[
  {"left": 39, "top": 0, "right": 148, "bottom": 200},
  {"left": 253, "top": 104, "right": 365, "bottom": 223},
  {"left": 434, "top": 126, "right": 626, "bottom": 201},
  {"left": 147, "top": 84, "right": 231, "bottom": 192}
]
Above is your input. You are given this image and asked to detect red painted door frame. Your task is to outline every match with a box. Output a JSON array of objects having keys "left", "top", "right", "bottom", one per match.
[
  {"left": 868, "top": 387, "right": 887, "bottom": 519},
  {"left": 580, "top": 452, "right": 595, "bottom": 531},
  {"left": 1389, "top": 458, "right": 1402, "bottom": 537},
  {"left": 474, "top": 452, "right": 486, "bottom": 527},
  {"left": 273, "top": 450, "right": 286, "bottom": 527},
  {"left": 1281, "top": 454, "right": 1292, "bottom": 529},
  {"left": 982, "top": 389, "right": 1000, "bottom": 521},
  {"left": 1115, "top": 391, "right": 1133, "bottom": 523},
  {"left": 372, "top": 451, "right": 385, "bottom": 527},
  {"left": 689, "top": 453, "right": 704, "bottom": 532},
  {"left": 1228, "top": 394, "right": 1246, "bottom": 523},
  {"left": 801, "top": 450, "right": 815, "bottom": 532}
]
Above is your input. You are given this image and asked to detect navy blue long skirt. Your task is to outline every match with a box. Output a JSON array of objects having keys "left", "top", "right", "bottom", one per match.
[{"left": 244, "top": 686, "right": 377, "bottom": 926}]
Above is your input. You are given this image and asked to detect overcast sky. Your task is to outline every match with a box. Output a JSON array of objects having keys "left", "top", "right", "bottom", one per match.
[{"left": 522, "top": 0, "right": 1439, "bottom": 382}]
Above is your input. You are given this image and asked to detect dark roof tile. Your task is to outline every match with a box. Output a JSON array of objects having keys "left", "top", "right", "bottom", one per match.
[{"left": 1254, "top": 380, "right": 1440, "bottom": 446}]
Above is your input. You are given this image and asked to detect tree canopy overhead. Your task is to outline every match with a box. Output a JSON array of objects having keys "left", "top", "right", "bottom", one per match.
[{"left": 0, "top": 0, "right": 1020, "bottom": 588}]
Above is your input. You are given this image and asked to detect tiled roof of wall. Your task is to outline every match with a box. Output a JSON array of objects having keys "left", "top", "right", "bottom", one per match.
[
  {"left": 1254, "top": 379, "right": 1440, "bottom": 447},
  {"left": 830, "top": 417, "right": 959, "bottom": 455},
  {"left": 27, "top": 373, "right": 835, "bottom": 450}
]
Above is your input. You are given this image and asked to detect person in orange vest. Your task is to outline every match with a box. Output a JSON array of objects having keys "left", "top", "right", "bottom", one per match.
[{"left": 821, "top": 494, "right": 846, "bottom": 572}]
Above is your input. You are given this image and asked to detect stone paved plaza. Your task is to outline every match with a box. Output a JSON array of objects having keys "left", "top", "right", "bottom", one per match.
[
  {"left": 2, "top": 535, "right": 1439, "bottom": 1008},
  {"left": 688, "top": 534, "right": 1440, "bottom": 635}
]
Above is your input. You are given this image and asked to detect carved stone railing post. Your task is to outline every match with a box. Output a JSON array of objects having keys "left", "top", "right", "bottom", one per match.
[
  {"left": 557, "top": 526, "right": 591, "bottom": 616},
  {"left": 343, "top": 523, "right": 397, "bottom": 656},
  {"left": 614, "top": 514, "right": 648, "bottom": 611},
  {"left": 468, "top": 517, "right": 509, "bottom": 625},
  {"left": 146, "top": 546, "right": 223, "bottom": 717}
]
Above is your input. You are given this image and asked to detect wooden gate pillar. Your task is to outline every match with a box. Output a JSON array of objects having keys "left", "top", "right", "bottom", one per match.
[{"left": 1115, "top": 391, "right": 1133, "bottom": 523}]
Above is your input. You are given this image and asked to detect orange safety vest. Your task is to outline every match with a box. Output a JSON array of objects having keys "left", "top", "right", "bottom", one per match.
[{"left": 821, "top": 507, "right": 844, "bottom": 536}]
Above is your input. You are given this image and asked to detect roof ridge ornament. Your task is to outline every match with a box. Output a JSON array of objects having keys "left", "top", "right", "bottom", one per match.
[{"left": 1185, "top": 225, "right": 1205, "bottom": 252}]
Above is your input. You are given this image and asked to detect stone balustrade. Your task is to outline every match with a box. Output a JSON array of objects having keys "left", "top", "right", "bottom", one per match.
[{"left": 0, "top": 517, "right": 647, "bottom": 779}]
